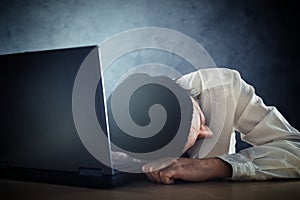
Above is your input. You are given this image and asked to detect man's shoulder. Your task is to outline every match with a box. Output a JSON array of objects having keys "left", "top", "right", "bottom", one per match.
[
  {"left": 183, "top": 68, "right": 241, "bottom": 87},
  {"left": 175, "top": 67, "right": 242, "bottom": 97},
  {"left": 197, "top": 67, "right": 240, "bottom": 77},
  {"left": 179, "top": 67, "right": 240, "bottom": 80}
]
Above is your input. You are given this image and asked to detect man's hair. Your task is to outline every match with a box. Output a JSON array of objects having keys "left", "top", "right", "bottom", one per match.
[{"left": 104, "top": 73, "right": 193, "bottom": 158}]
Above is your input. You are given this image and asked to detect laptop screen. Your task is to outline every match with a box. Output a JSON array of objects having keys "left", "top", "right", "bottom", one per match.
[{"left": 0, "top": 46, "right": 113, "bottom": 175}]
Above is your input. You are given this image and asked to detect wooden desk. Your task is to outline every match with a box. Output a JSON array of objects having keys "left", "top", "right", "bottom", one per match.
[{"left": 1, "top": 176, "right": 300, "bottom": 200}]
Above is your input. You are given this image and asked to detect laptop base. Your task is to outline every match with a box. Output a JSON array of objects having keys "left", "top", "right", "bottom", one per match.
[{"left": 0, "top": 167, "right": 137, "bottom": 188}]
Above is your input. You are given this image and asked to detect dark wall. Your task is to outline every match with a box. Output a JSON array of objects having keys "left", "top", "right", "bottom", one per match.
[{"left": 0, "top": 0, "right": 299, "bottom": 132}]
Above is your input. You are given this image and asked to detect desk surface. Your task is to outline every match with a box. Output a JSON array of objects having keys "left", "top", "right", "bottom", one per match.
[{"left": 1, "top": 175, "right": 300, "bottom": 200}]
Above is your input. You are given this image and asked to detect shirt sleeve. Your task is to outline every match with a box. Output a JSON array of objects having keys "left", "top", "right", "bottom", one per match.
[{"left": 218, "top": 70, "right": 300, "bottom": 180}]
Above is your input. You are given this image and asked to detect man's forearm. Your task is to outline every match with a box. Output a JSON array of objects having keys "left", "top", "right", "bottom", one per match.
[
  {"left": 207, "top": 157, "right": 232, "bottom": 180},
  {"left": 143, "top": 157, "right": 232, "bottom": 184},
  {"left": 182, "top": 157, "right": 232, "bottom": 181}
]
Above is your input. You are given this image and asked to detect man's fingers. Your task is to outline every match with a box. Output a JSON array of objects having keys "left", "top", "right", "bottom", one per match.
[
  {"left": 149, "top": 167, "right": 162, "bottom": 184},
  {"left": 142, "top": 165, "right": 154, "bottom": 182},
  {"left": 159, "top": 167, "right": 177, "bottom": 184},
  {"left": 142, "top": 165, "right": 156, "bottom": 183},
  {"left": 142, "top": 165, "right": 162, "bottom": 183},
  {"left": 144, "top": 167, "right": 176, "bottom": 184},
  {"left": 142, "top": 158, "right": 179, "bottom": 184},
  {"left": 144, "top": 172, "right": 155, "bottom": 182}
]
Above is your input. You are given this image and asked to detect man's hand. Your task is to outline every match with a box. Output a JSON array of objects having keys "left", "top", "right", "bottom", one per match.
[{"left": 142, "top": 157, "right": 232, "bottom": 184}]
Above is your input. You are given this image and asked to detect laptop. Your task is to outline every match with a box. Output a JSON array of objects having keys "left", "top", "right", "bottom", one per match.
[{"left": 0, "top": 45, "right": 138, "bottom": 188}]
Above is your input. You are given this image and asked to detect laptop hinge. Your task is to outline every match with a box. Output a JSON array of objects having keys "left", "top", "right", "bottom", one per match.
[{"left": 79, "top": 168, "right": 104, "bottom": 177}]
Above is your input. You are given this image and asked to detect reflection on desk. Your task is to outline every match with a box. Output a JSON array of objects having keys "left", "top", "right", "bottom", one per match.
[{"left": 1, "top": 175, "right": 300, "bottom": 200}]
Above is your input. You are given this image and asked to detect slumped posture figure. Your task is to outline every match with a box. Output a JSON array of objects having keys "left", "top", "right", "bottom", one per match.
[{"left": 142, "top": 68, "right": 300, "bottom": 184}]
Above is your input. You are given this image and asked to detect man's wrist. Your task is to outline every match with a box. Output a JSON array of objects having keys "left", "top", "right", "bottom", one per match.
[
  {"left": 212, "top": 157, "right": 233, "bottom": 179},
  {"left": 198, "top": 157, "right": 232, "bottom": 180}
]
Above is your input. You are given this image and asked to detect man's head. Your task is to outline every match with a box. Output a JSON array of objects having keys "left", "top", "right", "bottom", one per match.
[{"left": 105, "top": 73, "right": 209, "bottom": 160}]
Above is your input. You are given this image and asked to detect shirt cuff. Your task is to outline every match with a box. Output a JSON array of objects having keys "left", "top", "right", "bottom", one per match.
[{"left": 217, "top": 154, "right": 256, "bottom": 181}]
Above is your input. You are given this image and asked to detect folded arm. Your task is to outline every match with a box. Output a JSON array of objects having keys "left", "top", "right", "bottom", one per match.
[{"left": 218, "top": 71, "right": 300, "bottom": 180}]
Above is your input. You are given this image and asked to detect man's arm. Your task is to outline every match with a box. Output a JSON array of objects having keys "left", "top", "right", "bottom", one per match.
[
  {"left": 143, "top": 157, "right": 232, "bottom": 184},
  {"left": 217, "top": 70, "right": 300, "bottom": 180}
]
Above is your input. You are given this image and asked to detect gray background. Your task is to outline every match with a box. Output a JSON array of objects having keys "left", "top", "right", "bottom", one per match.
[{"left": 0, "top": 0, "right": 299, "bottom": 149}]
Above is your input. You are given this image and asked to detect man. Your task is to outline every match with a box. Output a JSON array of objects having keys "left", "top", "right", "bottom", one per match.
[{"left": 141, "top": 68, "right": 300, "bottom": 184}]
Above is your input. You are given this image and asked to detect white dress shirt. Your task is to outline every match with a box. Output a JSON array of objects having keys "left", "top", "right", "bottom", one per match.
[{"left": 176, "top": 68, "right": 300, "bottom": 180}]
